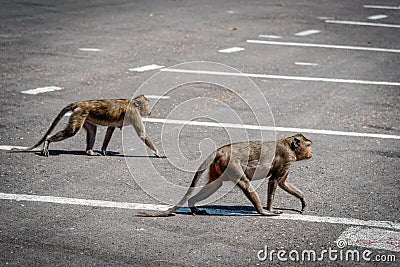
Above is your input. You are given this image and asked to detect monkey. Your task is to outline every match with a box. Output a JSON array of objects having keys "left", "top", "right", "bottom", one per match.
[
  {"left": 140, "top": 134, "right": 312, "bottom": 217},
  {"left": 11, "top": 95, "right": 164, "bottom": 157}
]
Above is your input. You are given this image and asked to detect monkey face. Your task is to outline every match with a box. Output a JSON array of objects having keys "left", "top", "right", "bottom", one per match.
[
  {"left": 302, "top": 141, "right": 313, "bottom": 159},
  {"left": 139, "top": 100, "right": 151, "bottom": 116},
  {"left": 134, "top": 95, "right": 152, "bottom": 117},
  {"left": 292, "top": 134, "right": 313, "bottom": 161}
]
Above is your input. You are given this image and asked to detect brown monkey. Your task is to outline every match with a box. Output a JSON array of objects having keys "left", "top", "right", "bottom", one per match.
[
  {"left": 11, "top": 95, "right": 163, "bottom": 157},
  {"left": 140, "top": 134, "right": 312, "bottom": 216}
]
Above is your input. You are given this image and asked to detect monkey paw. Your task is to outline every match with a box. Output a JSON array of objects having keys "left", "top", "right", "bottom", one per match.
[
  {"left": 86, "top": 150, "right": 102, "bottom": 156},
  {"left": 190, "top": 207, "right": 209, "bottom": 216},
  {"left": 261, "top": 210, "right": 282, "bottom": 216},
  {"left": 301, "top": 201, "right": 307, "bottom": 213},
  {"left": 271, "top": 210, "right": 283, "bottom": 215},
  {"left": 41, "top": 149, "right": 49, "bottom": 157},
  {"left": 154, "top": 151, "right": 166, "bottom": 158}
]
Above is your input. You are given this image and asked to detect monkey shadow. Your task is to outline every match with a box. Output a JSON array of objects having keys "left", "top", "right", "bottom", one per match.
[
  {"left": 35, "top": 150, "right": 87, "bottom": 156},
  {"left": 110, "top": 153, "right": 161, "bottom": 159},
  {"left": 43, "top": 150, "right": 159, "bottom": 158},
  {"left": 176, "top": 205, "right": 302, "bottom": 216}
]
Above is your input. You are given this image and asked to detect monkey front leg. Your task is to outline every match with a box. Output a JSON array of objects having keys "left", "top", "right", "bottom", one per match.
[
  {"left": 278, "top": 174, "right": 306, "bottom": 213},
  {"left": 266, "top": 179, "right": 283, "bottom": 214},
  {"left": 139, "top": 133, "right": 163, "bottom": 158},
  {"left": 132, "top": 119, "right": 164, "bottom": 158}
]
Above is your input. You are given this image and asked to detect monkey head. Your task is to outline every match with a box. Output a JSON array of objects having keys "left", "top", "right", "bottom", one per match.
[
  {"left": 290, "top": 134, "right": 313, "bottom": 161},
  {"left": 133, "top": 95, "right": 152, "bottom": 116}
]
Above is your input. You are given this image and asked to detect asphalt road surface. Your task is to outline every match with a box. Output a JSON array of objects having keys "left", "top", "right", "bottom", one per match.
[{"left": 1, "top": 0, "right": 399, "bottom": 266}]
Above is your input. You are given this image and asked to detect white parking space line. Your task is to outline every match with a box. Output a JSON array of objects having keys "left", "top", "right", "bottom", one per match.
[
  {"left": 1, "top": 193, "right": 399, "bottom": 230},
  {"left": 295, "top": 62, "right": 319, "bottom": 66},
  {"left": 218, "top": 47, "right": 245, "bottom": 53},
  {"left": 336, "top": 226, "right": 400, "bottom": 252},
  {"left": 0, "top": 145, "right": 29, "bottom": 151},
  {"left": 325, "top": 19, "right": 400, "bottom": 29},
  {"left": 161, "top": 68, "right": 400, "bottom": 86},
  {"left": 247, "top": 40, "right": 400, "bottom": 53},
  {"left": 144, "top": 95, "right": 170, "bottom": 100},
  {"left": 258, "top": 34, "right": 282, "bottom": 39},
  {"left": 317, "top": 16, "right": 335, "bottom": 20},
  {"left": 0, "top": 193, "right": 168, "bottom": 211},
  {"left": 295, "top": 29, "right": 321, "bottom": 36},
  {"left": 129, "top": 64, "right": 165, "bottom": 72},
  {"left": 143, "top": 118, "right": 400, "bottom": 140},
  {"left": 367, "top": 14, "right": 388, "bottom": 20},
  {"left": 78, "top": 48, "right": 102, "bottom": 52},
  {"left": 21, "top": 86, "right": 63, "bottom": 95},
  {"left": 364, "top": 5, "right": 400, "bottom": 10}
]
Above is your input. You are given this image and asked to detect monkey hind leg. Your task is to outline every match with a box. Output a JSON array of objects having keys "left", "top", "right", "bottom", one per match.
[
  {"left": 188, "top": 179, "right": 222, "bottom": 215},
  {"left": 43, "top": 115, "right": 85, "bottom": 156},
  {"left": 83, "top": 121, "right": 101, "bottom": 156},
  {"left": 42, "top": 127, "right": 79, "bottom": 156}
]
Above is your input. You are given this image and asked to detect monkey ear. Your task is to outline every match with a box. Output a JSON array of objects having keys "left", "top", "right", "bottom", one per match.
[
  {"left": 133, "top": 99, "right": 141, "bottom": 107},
  {"left": 291, "top": 137, "right": 301, "bottom": 150}
]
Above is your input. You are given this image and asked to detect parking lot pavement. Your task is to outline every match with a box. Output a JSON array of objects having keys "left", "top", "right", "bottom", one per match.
[{"left": 1, "top": 0, "right": 399, "bottom": 266}]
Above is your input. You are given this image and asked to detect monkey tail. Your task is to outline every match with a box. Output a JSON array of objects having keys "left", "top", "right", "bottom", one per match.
[
  {"left": 10, "top": 103, "right": 77, "bottom": 152},
  {"left": 138, "top": 151, "right": 217, "bottom": 217}
]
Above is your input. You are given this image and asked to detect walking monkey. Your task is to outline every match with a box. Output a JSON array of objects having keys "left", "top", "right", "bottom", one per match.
[
  {"left": 141, "top": 134, "right": 312, "bottom": 216},
  {"left": 12, "top": 95, "right": 163, "bottom": 157}
]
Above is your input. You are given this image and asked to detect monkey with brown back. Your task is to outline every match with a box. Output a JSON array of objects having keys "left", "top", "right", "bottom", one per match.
[
  {"left": 140, "top": 134, "right": 312, "bottom": 216},
  {"left": 12, "top": 95, "right": 163, "bottom": 157}
]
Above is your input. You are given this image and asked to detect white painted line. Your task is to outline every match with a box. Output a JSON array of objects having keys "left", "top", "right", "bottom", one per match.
[
  {"left": 218, "top": 47, "right": 245, "bottom": 53},
  {"left": 161, "top": 68, "right": 400, "bottom": 87},
  {"left": 21, "top": 86, "right": 63, "bottom": 95},
  {"left": 129, "top": 64, "right": 165, "bottom": 72},
  {"left": 295, "top": 29, "right": 321, "bottom": 36},
  {"left": 258, "top": 34, "right": 282, "bottom": 39},
  {"left": 0, "top": 192, "right": 168, "bottom": 211},
  {"left": 1, "top": 193, "right": 399, "bottom": 230},
  {"left": 144, "top": 95, "right": 170, "bottom": 100},
  {"left": 317, "top": 16, "right": 335, "bottom": 20},
  {"left": 325, "top": 19, "right": 400, "bottom": 29},
  {"left": 295, "top": 62, "right": 319, "bottom": 66},
  {"left": 276, "top": 214, "right": 400, "bottom": 231},
  {"left": 247, "top": 39, "right": 400, "bottom": 53},
  {"left": 143, "top": 117, "right": 400, "bottom": 140},
  {"left": 367, "top": 14, "right": 388, "bottom": 20},
  {"left": 364, "top": 5, "right": 400, "bottom": 10},
  {"left": 78, "top": 48, "right": 102, "bottom": 52},
  {"left": 0, "top": 145, "right": 29, "bottom": 151},
  {"left": 336, "top": 226, "right": 400, "bottom": 252}
]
